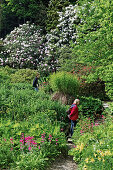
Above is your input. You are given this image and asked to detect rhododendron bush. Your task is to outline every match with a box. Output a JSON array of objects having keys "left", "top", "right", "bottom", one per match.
[
  {"left": 45, "top": 4, "right": 79, "bottom": 71},
  {"left": 0, "top": 22, "right": 46, "bottom": 71}
]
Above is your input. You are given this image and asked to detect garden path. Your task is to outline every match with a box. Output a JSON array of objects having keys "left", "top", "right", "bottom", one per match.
[{"left": 48, "top": 143, "right": 78, "bottom": 170}]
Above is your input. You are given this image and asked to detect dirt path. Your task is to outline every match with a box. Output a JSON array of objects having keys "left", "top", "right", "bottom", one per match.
[{"left": 47, "top": 143, "right": 78, "bottom": 170}]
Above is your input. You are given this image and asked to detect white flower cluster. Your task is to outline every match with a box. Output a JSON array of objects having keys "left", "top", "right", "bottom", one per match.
[
  {"left": 0, "top": 22, "right": 46, "bottom": 70},
  {"left": 44, "top": 4, "right": 78, "bottom": 70},
  {"left": 0, "top": 4, "right": 79, "bottom": 74}
]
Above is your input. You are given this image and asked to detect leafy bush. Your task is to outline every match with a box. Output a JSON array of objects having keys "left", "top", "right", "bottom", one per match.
[
  {"left": 0, "top": 82, "right": 66, "bottom": 121},
  {"left": 1, "top": 22, "right": 45, "bottom": 69},
  {"left": 79, "top": 96, "right": 103, "bottom": 119},
  {"left": 11, "top": 68, "right": 39, "bottom": 83},
  {"left": 78, "top": 80, "right": 108, "bottom": 100},
  {"left": 49, "top": 71, "right": 79, "bottom": 96},
  {"left": 0, "top": 65, "right": 16, "bottom": 75},
  {"left": 0, "top": 71, "right": 10, "bottom": 84},
  {"left": 102, "top": 64, "right": 113, "bottom": 100}
]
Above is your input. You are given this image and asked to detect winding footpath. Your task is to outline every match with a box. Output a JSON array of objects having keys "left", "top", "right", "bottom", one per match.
[{"left": 48, "top": 143, "right": 78, "bottom": 170}]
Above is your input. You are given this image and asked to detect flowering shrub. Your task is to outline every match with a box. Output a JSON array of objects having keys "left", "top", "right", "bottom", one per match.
[
  {"left": 69, "top": 115, "right": 113, "bottom": 170},
  {"left": 0, "top": 22, "right": 45, "bottom": 70},
  {"left": 44, "top": 4, "right": 79, "bottom": 72},
  {"left": 0, "top": 116, "right": 67, "bottom": 169}
]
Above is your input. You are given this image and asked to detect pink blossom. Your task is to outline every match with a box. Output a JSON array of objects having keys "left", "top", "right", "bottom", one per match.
[
  {"left": 101, "top": 115, "right": 104, "bottom": 118},
  {"left": 95, "top": 123, "right": 99, "bottom": 126},
  {"left": 28, "top": 147, "right": 32, "bottom": 151},
  {"left": 11, "top": 148, "right": 13, "bottom": 151}
]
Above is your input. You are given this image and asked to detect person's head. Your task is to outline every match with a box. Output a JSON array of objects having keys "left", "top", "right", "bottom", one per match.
[
  {"left": 73, "top": 99, "right": 80, "bottom": 105},
  {"left": 36, "top": 73, "right": 39, "bottom": 78}
]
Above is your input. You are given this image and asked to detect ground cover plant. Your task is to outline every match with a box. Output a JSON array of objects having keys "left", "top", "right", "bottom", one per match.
[
  {"left": 69, "top": 113, "right": 113, "bottom": 170},
  {"left": 0, "top": 69, "right": 68, "bottom": 169}
]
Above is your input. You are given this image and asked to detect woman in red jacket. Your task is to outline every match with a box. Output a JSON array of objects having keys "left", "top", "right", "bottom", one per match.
[{"left": 68, "top": 99, "right": 80, "bottom": 136}]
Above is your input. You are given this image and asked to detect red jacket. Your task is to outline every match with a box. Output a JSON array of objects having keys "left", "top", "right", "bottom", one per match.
[{"left": 69, "top": 104, "right": 78, "bottom": 121}]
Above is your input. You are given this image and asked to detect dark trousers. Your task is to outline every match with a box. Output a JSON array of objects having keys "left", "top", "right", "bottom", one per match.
[{"left": 70, "top": 120, "right": 77, "bottom": 136}]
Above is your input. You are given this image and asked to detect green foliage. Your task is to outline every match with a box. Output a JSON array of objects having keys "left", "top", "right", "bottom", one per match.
[
  {"left": 0, "top": 72, "right": 68, "bottom": 169},
  {"left": 99, "top": 64, "right": 113, "bottom": 100},
  {"left": 0, "top": 114, "right": 67, "bottom": 169},
  {"left": 1, "top": 0, "right": 48, "bottom": 35},
  {"left": 11, "top": 68, "right": 38, "bottom": 83},
  {"left": 78, "top": 80, "right": 108, "bottom": 100},
  {"left": 58, "top": 46, "right": 76, "bottom": 72},
  {"left": 86, "top": 64, "right": 113, "bottom": 100},
  {"left": 0, "top": 82, "right": 66, "bottom": 121},
  {"left": 46, "top": 0, "right": 69, "bottom": 32},
  {"left": 79, "top": 96, "right": 103, "bottom": 119},
  {"left": 72, "top": 0, "right": 113, "bottom": 66},
  {"left": 49, "top": 71, "right": 79, "bottom": 95},
  {"left": 0, "top": 70, "right": 10, "bottom": 84},
  {"left": 0, "top": 1, "right": 20, "bottom": 38},
  {"left": 69, "top": 116, "right": 113, "bottom": 170},
  {"left": 0, "top": 65, "right": 16, "bottom": 75}
]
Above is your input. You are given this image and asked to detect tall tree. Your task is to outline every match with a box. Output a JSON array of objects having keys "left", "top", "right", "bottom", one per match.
[
  {"left": 46, "top": 0, "right": 70, "bottom": 32},
  {"left": 71, "top": 0, "right": 113, "bottom": 99},
  {"left": 0, "top": 1, "right": 21, "bottom": 38},
  {"left": 0, "top": 0, "right": 49, "bottom": 38},
  {"left": 72, "top": 0, "right": 113, "bottom": 67}
]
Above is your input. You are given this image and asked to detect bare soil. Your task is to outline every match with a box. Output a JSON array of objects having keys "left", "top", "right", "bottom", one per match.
[{"left": 47, "top": 143, "right": 78, "bottom": 170}]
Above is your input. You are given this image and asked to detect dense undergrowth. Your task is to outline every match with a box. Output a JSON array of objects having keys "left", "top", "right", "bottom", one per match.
[{"left": 0, "top": 67, "right": 113, "bottom": 169}]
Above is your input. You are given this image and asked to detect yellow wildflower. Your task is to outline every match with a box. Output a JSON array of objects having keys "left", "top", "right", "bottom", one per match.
[
  {"left": 100, "top": 152, "right": 104, "bottom": 157},
  {"left": 13, "top": 123, "right": 20, "bottom": 128},
  {"left": 30, "top": 127, "right": 36, "bottom": 132},
  {"left": 17, "top": 131, "right": 22, "bottom": 135},
  {"left": 98, "top": 157, "right": 101, "bottom": 161},
  {"left": 94, "top": 153, "right": 97, "bottom": 157},
  {"left": 36, "top": 124, "right": 39, "bottom": 128},
  {"left": 104, "top": 150, "right": 111, "bottom": 156},
  {"left": 85, "top": 158, "right": 89, "bottom": 163},
  {"left": 83, "top": 165, "right": 87, "bottom": 170},
  {"left": 97, "top": 150, "right": 101, "bottom": 153},
  {"left": 91, "top": 158, "right": 95, "bottom": 163},
  {"left": 75, "top": 145, "right": 79, "bottom": 151},
  {"left": 80, "top": 143, "right": 84, "bottom": 152},
  {"left": 103, "top": 159, "right": 105, "bottom": 162}
]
